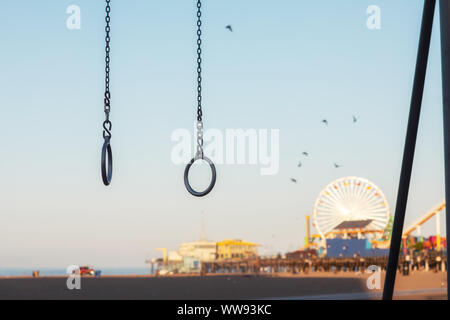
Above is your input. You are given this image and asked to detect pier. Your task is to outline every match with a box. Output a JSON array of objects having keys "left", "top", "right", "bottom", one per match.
[{"left": 201, "top": 254, "right": 447, "bottom": 275}]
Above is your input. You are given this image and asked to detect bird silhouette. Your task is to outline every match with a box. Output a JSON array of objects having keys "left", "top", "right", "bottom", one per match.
[
  {"left": 322, "top": 119, "right": 328, "bottom": 126},
  {"left": 297, "top": 161, "right": 302, "bottom": 168},
  {"left": 290, "top": 178, "right": 298, "bottom": 183},
  {"left": 226, "top": 25, "right": 233, "bottom": 32},
  {"left": 353, "top": 115, "right": 359, "bottom": 123},
  {"left": 334, "top": 163, "right": 342, "bottom": 169},
  {"left": 302, "top": 152, "right": 309, "bottom": 157}
]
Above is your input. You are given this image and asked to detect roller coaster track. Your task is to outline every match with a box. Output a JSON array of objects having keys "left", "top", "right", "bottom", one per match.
[{"left": 402, "top": 201, "right": 445, "bottom": 239}]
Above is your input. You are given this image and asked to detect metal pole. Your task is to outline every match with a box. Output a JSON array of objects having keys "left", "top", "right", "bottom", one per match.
[
  {"left": 439, "top": 0, "right": 450, "bottom": 300},
  {"left": 383, "top": 0, "right": 436, "bottom": 300},
  {"left": 436, "top": 206, "right": 441, "bottom": 252},
  {"left": 305, "top": 215, "right": 311, "bottom": 249}
]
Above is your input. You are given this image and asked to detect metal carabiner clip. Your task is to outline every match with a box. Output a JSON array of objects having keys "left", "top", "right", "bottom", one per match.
[
  {"left": 101, "top": 136, "right": 113, "bottom": 186},
  {"left": 184, "top": 153, "right": 216, "bottom": 197}
]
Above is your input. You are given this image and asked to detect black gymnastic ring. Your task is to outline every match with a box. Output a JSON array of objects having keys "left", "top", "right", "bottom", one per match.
[
  {"left": 101, "top": 138, "right": 113, "bottom": 186},
  {"left": 184, "top": 155, "right": 216, "bottom": 197}
]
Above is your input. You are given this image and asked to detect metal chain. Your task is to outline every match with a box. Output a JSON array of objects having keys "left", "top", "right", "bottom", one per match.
[
  {"left": 196, "top": 0, "right": 204, "bottom": 157},
  {"left": 103, "top": 0, "right": 112, "bottom": 139}
]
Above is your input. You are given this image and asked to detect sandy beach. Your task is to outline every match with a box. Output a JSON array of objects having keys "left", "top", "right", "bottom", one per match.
[{"left": 0, "top": 272, "right": 446, "bottom": 300}]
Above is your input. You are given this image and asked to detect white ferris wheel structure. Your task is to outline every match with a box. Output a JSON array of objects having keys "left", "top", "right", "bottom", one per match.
[{"left": 313, "top": 177, "right": 391, "bottom": 240}]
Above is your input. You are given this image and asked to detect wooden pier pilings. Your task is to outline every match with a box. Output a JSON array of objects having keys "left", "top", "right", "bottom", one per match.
[{"left": 201, "top": 255, "right": 447, "bottom": 275}]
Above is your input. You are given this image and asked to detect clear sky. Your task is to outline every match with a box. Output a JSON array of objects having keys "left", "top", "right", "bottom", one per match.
[{"left": 0, "top": 0, "right": 447, "bottom": 268}]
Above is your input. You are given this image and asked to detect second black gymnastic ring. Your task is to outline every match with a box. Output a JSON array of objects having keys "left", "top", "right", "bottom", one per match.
[
  {"left": 101, "top": 138, "right": 113, "bottom": 186},
  {"left": 184, "top": 155, "right": 216, "bottom": 197}
]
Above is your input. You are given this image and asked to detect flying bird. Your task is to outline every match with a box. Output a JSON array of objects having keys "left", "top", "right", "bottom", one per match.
[
  {"left": 297, "top": 161, "right": 302, "bottom": 168},
  {"left": 290, "top": 178, "right": 298, "bottom": 183},
  {"left": 226, "top": 25, "right": 233, "bottom": 32},
  {"left": 302, "top": 152, "right": 309, "bottom": 157},
  {"left": 334, "top": 163, "right": 342, "bottom": 169},
  {"left": 353, "top": 115, "right": 359, "bottom": 123},
  {"left": 322, "top": 119, "right": 328, "bottom": 126}
]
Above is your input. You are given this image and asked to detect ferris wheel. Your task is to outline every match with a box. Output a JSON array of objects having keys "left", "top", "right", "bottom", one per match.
[{"left": 313, "top": 177, "right": 391, "bottom": 239}]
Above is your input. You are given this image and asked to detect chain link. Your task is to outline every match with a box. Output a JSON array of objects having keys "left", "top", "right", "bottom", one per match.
[
  {"left": 196, "top": 0, "right": 204, "bottom": 157},
  {"left": 103, "top": 0, "right": 112, "bottom": 139},
  {"left": 184, "top": 0, "right": 217, "bottom": 197}
]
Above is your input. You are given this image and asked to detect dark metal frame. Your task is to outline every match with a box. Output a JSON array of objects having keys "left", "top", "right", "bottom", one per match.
[{"left": 383, "top": 0, "right": 449, "bottom": 300}]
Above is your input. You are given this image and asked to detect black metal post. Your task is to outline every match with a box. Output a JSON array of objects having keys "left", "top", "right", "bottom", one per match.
[
  {"left": 383, "top": 0, "right": 436, "bottom": 300},
  {"left": 439, "top": 0, "right": 450, "bottom": 300}
]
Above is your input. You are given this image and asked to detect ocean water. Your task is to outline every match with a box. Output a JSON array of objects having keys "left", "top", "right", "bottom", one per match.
[{"left": 0, "top": 267, "right": 152, "bottom": 277}]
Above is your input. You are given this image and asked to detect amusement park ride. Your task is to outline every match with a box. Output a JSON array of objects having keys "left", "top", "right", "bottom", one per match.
[
  {"left": 306, "top": 177, "right": 445, "bottom": 253},
  {"left": 402, "top": 201, "right": 445, "bottom": 252},
  {"left": 312, "top": 177, "right": 391, "bottom": 246}
]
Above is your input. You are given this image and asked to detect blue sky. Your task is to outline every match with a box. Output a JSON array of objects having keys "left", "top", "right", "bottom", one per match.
[{"left": 0, "top": 0, "right": 447, "bottom": 268}]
